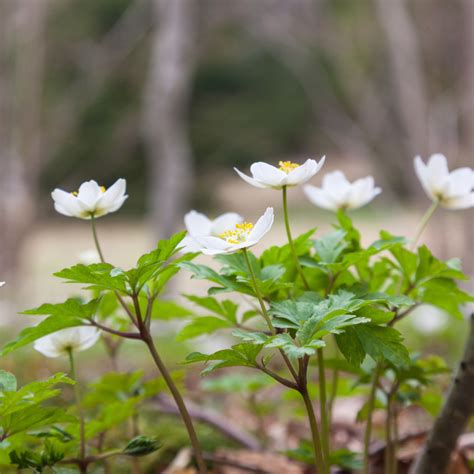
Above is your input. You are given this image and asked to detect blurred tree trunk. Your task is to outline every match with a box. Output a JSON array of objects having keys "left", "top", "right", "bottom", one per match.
[
  {"left": 0, "top": 0, "right": 46, "bottom": 286},
  {"left": 142, "top": 0, "right": 196, "bottom": 238}
]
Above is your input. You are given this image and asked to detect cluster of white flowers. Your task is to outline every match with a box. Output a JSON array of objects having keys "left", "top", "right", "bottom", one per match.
[{"left": 38, "top": 152, "right": 472, "bottom": 359}]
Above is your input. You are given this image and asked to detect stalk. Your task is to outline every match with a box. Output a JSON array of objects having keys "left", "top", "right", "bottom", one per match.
[
  {"left": 384, "top": 393, "right": 394, "bottom": 474},
  {"left": 68, "top": 350, "right": 87, "bottom": 474},
  {"left": 363, "top": 363, "right": 382, "bottom": 474},
  {"left": 410, "top": 200, "right": 439, "bottom": 250},
  {"left": 90, "top": 214, "right": 105, "bottom": 262},
  {"left": 301, "top": 388, "right": 327, "bottom": 474},
  {"left": 282, "top": 186, "right": 310, "bottom": 289}
]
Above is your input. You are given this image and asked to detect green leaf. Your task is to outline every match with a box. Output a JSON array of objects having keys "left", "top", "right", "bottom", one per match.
[
  {"left": 177, "top": 316, "right": 232, "bottom": 340},
  {"left": 314, "top": 230, "right": 348, "bottom": 263},
  {"left": 54, "top": 263, "right": 129, "bottom": 293},
  {"left": 22, "top": 298, "right": 100, "bottom": 319},
  {"left": 0, "top": 371, "right": 17, "bottom": 392},
  {"left": 185, "top": 343, "right": 262, "bottom": 375},
  {"left": 185, "top": 295, "right": 238, "bottom": 323}
]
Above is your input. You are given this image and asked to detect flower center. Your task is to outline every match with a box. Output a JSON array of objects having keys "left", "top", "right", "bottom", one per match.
[
  {"left": 219, "top": 222, "right": 254, "bottom": 245},
  {"left": 279, "top": 161, "right": 300, "bottom": 174}
]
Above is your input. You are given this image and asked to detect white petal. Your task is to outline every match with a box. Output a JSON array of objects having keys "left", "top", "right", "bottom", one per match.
[
  {"left": 97, "top": 179, "right": 127, "bottom": 211},
  {"left": 52, "top": 189, "right": 88, "bottom": 218},
  {"left": 34, "top": 336, "right": 62, "bottom": 358},
  {"left": 426, "top": 154, "right": 450, "bottom": 194},
  {"left": 250, "top": 162, "right": 287, "bottom": 187},
  {"left": 234, "top": 168, "right": 268, "bottom": 188},
  {"left": 442, "top": 192, "right": 474, "bottom": 210},
  {"left": 446, "top": 168, "right": 474, "bottom": 197},
  {"left": 0, "top": 282, "right": 5, "bottom": 287},
  {"left": 348, "top": 176, "right": 381, "bottom": 209},
  {"left": 322, "top": 171, "right": 351, "bottom": 204},
  {"left": 75, "top": 327, "right": 101, "bottom": 351},
  {"left": 283, "top": 157, "right": 325, "bottom": 186},
  {"left": 179, "top": 235, "right": 203, "bottom": 253},
  {"left": 303, "top": 185, "right": 338, "bottom": 211},
  {"left": 248, "top": 207, "right": 274, "bottom": 242},
  {"left": 184, "top": 211, "right": 212, "bottom": 236},
  {"left": 194, "top": 235, "right": 232, "bottom": 252},
  {"left": 211, "top": 212, "right": 243, "bottom": 236},
  {"left": 414, "top": 156, "right": 434, "bottom": 199},
  {"left": 77, "top": 180, "right": 102, "bottom": 209}
]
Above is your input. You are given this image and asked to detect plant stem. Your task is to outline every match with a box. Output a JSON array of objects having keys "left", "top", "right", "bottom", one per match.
[
  {"left": 90, "top": 214, "right": 105, "bottom": 262},
  {"left": 410, "top": 200, "right": 439, "bottom": 250},
  {"left": 363, "top": 363, "right": 382, "bottom": 474},
  {"left": 242, "top": 249, "right": 300, "bottom": 382},
  {"left": 68, "top": 350, "right": 87, "bottom": 474},
  {"left": 282, "top": 186, "right": 310, "bottom": 289},
  {"left": 317, "top": 348, "right": 330, "bottom": 471},
  {"left": 301, "top": 388, "right": 327, "bottom": 474},
  {"left": 131, "top": 295, "right": 207, "bottom": 474},
  {"left": 328, "top": 344, "right": 340, "bottom": 427},
  {"left": 242, "top": 249, "right": 276, "bottom": 335},
  {"left": 384, "top": 393, "right": 394, "bottom": 474}
]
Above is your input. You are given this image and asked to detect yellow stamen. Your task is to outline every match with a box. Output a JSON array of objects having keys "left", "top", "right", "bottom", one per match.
[
  {"left": 219, "top": 222, "right": 254, "bottom": 245},
  {"left": 100, "top": 186, "right": 106, "bottom": 193},
  {"left": 71, "top": 191, "right": 78, "bottom": 196},
  {"left": 279, "top": 161, "right": 300, "bottom": 174}
]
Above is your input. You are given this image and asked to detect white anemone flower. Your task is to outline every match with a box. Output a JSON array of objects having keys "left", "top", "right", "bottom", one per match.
[
  {"left": 78, "top": 249, "right": 101, "bottom": 265},
  {"left": 51, "top": 179, "right": 128, "bottom": 219},
  {"left": 181, "top": 211, "right": 244, "bottom": 253},
  {"left": 304, "top": 171, "right": 381, "bottom": 211},
  {"left": 234, "top": 158, "right": 325, "bottom": 189},
  {"left": 193, "top": 207, "right": 274, "bottom": 255},
  {"left": 414, "top": 154, "right": 474, "bottom": 209},
  {"left": 34, "top": 326, "right": 100, "bottom": 358}
]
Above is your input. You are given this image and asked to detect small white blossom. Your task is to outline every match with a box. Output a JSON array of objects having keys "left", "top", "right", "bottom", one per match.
[
  {"left": 0, "top": 282, "right": 5, "bottom": 287},
  {"left": 78, "top": 249, "right": 101, "bottom": 265},
  {"left": 304, "top": 171, "right": 381, "bottom": 211},
  {"left": 34, "top": 326, "right": 100, "bottom": 358},
  {"left": 181, "top": 211, "right": 243, "bottom": 252},
  {"left": 194, "top": 208, "right": 274, "bottom": 255},
  {"left": 52, "top": 179, "right": 128, "bottom": 219},
  {"left": 414, "top": 154, "right": 474, "bottom": 209},
  {"left": 234, "top": 158, "right": 325, "bottom": 189}
]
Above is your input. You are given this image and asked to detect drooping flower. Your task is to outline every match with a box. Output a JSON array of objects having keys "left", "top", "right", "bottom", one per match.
[
  {"left": 34, "top": 326, "right": 100, "bottom": 358},
  {"left": 303, "top": 171, "right": 381, "bottom": 211},
  {"left": 414, "top": 154, "right": 474, "bottom": 209},
  {"left": 193, "top": 208, "right": 274, "bottom": 255},
  {"left": 234, "top": 158, "right": 325, "bottom": 189},
  {"left": 181, "top": 211, "right": 244, "bottom": 252},
  {"left": 51, "top": 179, "right": 128, "bottom": 219}
]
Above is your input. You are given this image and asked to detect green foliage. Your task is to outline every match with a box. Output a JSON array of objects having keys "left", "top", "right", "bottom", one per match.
[{"left": 122, "top": 435, "right": 161, "bottom": 457}]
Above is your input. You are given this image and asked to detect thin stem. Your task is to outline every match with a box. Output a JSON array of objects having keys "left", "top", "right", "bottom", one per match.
[
  {"left": 301, "top": 388, "right": 327, "bottom": 474},
  {"left": 384, "top": 393, "right": 394, "bottom": 474},
  {"left": 328, "top": 358, "right": 339, "bottom": 427},
  {"left": 242, "top": 248, "right": 299, "bottom": 382},
  {"left": 317, "top": 348, "right": 330, "bottom": 473},
  {"left": 363, "top": 363, "right": 382, "bottom": 474},
  {"left": 68, "top": 350, "right": 87, "bottom": 474},
  {"left": 241, "top": 249, "right": 276, "bottom": 334},
  {"left": 410, "top": 200, "right": 439, "bottom": 250},
  {"left": 132, "top": 295, "right": 207, "bottom": 474},
  {"left": 143, "top": 334, "right": 207, "bottom": 474},
  {"left": 391, "top": 397, "right": 399, "bottom": 474},
  {"left": 90, "top": 214, "right": 105, "bottom": 262},
  {"left": 282, "top": 186, "right": 310, "bottom": 289}
]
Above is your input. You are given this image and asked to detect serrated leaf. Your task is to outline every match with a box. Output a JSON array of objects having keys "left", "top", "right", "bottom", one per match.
[{"left": 0, "top": 371, "right": 17, "bottom": 392}]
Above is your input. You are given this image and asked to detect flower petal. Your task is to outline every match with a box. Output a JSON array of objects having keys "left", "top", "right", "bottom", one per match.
[
  {"left": 211, "top": 212, "right": 243, "bottom": 236},
  {"left": 250, "top": 162, "right": 286, "bottom": 187},
  {"left": 77, "top": 180, "right": 102, "bottom": 209},
  {"left": 442, "top": 192, "right": 474, "bottom": 210},
  {"left": 303, "top": 185, "right": 338, "bottom": 210},
  {"left": 248, "top": 207, "right": 274, "bottom": 242},
  {"left": 184, "top": 211, "right": 212, "bottom": 236},
  {"left": 447, "top": 168, "right": 474, "bottom": 197},
  {"left": 97, "top": 179, "right": 127, "bottom": 211},
  {"left": 284, "top": 157, "right": 325, "bottom": 186},
  {"left": 51, "top": 189, "right": 88, "bottom": 218},
  {"left": 234, "top": 168, "right": 268, "bottom": 188},
  {"left": 426, "top": 154, "right": 450, "bottom": 195}
]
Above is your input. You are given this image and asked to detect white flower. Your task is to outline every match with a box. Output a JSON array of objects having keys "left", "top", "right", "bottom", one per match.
[
  {"left": 193, "top": 207, "right": 274, "bottom": 255},
  {"left": 414, "top": 154, "right": 474, "bottom": 209},
  {"left": 303, "top": 171, "right": 381, "bottom": 211},
  {"left": 234, "top": 158, "right": 325, "bottom": 189},
  {"left": 78, "top": 249, "right": 101, "bottom": 265},
  {"left": 0, "top": 282, "right": 5, "bottom": 287},
  {"left": 51, "top": 179, "right": 128, "bottom": 219},
  {"left": 181, "top": 211, "right": 244, "bottom": 252},
  {"left": 34, "top": 326, "right": 100, "bottom": 358}
]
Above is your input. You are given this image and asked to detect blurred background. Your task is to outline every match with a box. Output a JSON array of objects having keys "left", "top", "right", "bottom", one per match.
[{"left": 0, "top": 1, "right": 473, "bottom": 468}]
